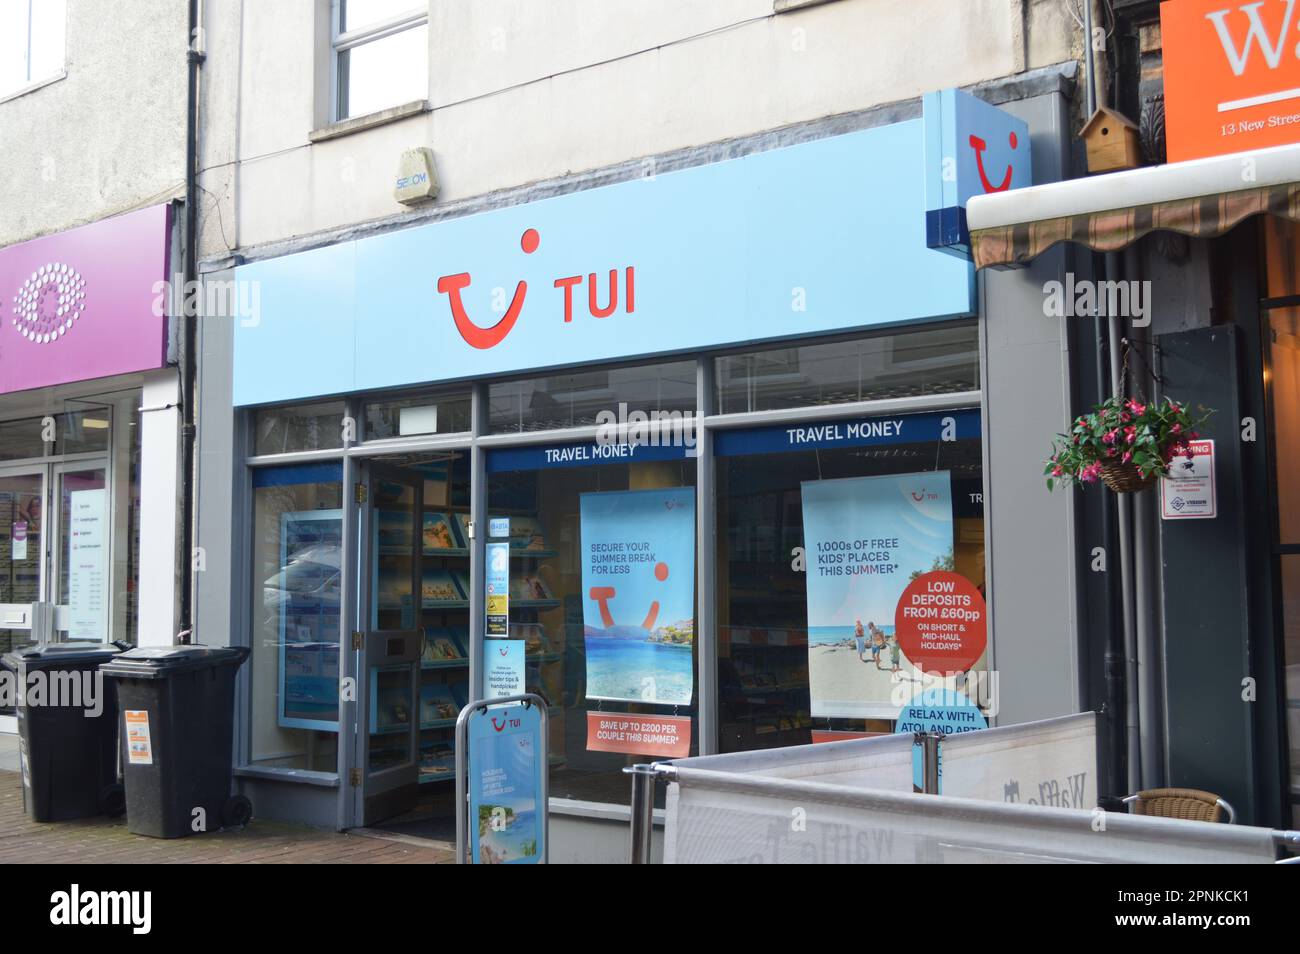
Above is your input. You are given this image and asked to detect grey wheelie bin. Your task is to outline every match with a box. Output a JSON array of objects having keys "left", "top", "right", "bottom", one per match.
[{"left": 99, "top": 644, "right": 252, "bottom": 838}]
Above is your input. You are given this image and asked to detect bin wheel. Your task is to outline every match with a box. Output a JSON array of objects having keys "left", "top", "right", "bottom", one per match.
[
  {"left": 222, "top": 795, "right": 253, "bottom": 829},
  {"left": 98, "top": 783, "right": 126, "bottom": 817}
]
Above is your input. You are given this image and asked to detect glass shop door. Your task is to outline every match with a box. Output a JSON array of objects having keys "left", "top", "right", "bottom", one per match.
[{"left": 355, "top": 463, "right": 422, "bottom": 825}]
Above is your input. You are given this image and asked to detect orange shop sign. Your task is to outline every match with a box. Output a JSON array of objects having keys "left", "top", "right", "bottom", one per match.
[{"left": 1161, "top": 0, "right": 1300, "bottom": 161}]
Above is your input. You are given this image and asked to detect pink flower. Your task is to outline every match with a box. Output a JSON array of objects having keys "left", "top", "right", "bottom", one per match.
[
  {"left": 1171, "top": 423, "right": 1182, "bottom": 435},
  {"left": 1103, "top": 430, "right": 1117, "bottom": 444},
  {"left": 1122, "top": 451, "right": 1133, "bottom": 464}
]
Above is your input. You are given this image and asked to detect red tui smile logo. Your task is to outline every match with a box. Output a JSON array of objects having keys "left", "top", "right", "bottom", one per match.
[
  {"left": 437, "top": 228, "right": 539, "bottom": 350},
  {"left": 589, "top": 561, "right": 671, "bottom": 632},
  {"left": 436, "top": 228, "right": 636, "bottom": 350},
  {"left": 968, "top": 131, "right": 1018, "bottom": 193}
]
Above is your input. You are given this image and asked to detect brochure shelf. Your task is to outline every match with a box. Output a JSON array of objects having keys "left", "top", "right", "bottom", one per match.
[{"left": 371, "top": 500, "right": 474, "bottom": 784}]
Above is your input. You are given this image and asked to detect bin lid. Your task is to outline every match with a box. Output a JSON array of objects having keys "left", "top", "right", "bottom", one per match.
[
  {"left": 99, "top": 644, "right": 250, "bottom": 679},
  {"left": 2, "top": 641, "right": 128, "bottom": 671}
]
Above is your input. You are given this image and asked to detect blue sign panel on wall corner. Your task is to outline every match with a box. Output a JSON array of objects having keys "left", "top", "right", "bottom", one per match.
[{"left": 923, "top": 88, "right": 1032, "bottom": 257}]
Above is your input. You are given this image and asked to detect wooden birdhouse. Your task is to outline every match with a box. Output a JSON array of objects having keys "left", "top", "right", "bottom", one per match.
[{"left": 1080, "top": 107, "right": 1142, "bottom": 173}]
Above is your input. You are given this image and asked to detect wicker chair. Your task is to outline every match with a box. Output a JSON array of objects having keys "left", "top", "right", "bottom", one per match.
[{"left": 1123, "top": 788, "right": 1237, "bottom": 824}]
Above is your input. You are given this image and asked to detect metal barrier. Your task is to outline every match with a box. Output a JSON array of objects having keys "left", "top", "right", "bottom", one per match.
[{"left": 627, "top": 713, "right": 1299, "bottom": 864}]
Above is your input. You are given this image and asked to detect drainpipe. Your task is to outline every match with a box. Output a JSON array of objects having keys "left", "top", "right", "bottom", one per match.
[
  {"left": 1082, "top": 0, "right": 1097, "bottom": 116},
  {"left": 1106, "top": 259, "right": 1142, "bottom": 795},
  {"left": 1096, "top": 310, "right": 1128, "bottom": 802},
  {"left": 178, "top": 0, "right": 204, "bottom": 643},
  {"left": 1128, "top": 244, "right": 1164, "bottom": 790}
]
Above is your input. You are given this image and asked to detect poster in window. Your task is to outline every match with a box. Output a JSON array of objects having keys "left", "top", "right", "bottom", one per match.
[
  {"left": 277, "top": 509, "right": 343, "bottom": 731},
  {"left": 801, "top": 472, "right": 953, "bottom": 720},
  {"left": 579, "top": 488, "right": 695, "bottom": 705},
  {"left": 67, "top": 488, "right": 107, "bottom": 640}
]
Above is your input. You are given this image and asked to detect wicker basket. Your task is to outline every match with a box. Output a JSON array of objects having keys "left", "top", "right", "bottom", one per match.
[{"left": 1099, "top": 462, "right": 1158, "bottom": 493}]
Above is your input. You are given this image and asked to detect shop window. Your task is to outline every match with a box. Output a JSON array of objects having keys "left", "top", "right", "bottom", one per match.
[
  {"left": 332, "top": 0, "right": 428, "bottom": 121},
  {"left": 363, "top": 388, "right": 471, "bottom": 440},
  {"left": 0, "top": 416, "right": 46, "bottom": 461},
  {"left": 489, "top": 359, "right": 697, "bottom": 434},
  {"left": 0, "top": 471, "right": 42, "bottom": 657},
  {"left": 715, "top": 409, "right": 985, "bottom": 752},
  {"left": 1281, "top": 556, "right": 1300, "bottom": 827},
  {"left": 487, "top": 449, "right": 698, "bottom": 804},
  {"left": 253, "top": 400, "right": 346, "bottom": 455},
  {"left": 0, "top": 0, "right": 65, "bottom": 99},
  {"left": 56, "top": 405, "right": 111, "bottom": 455},
  {"left": 715, "top": 324, "right": 980, "bottom": 415},
  {"left": 250, "top": 464, "right": 343, "bottom": 773}
]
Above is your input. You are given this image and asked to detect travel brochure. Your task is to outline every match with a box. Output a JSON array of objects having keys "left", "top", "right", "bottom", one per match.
[
  {"left": 421, "top": 568, "right": 465, "bottom": 603},
  {"left": 422, "top": 512, "right": 459, "bottom": 551},
  {"left": 420, "top": 683, "right": 460, "bottom": 723},
  {"left": 508, "top": 516, "right": 549, "bottom": 551},
  {"left": 422, "top": 626, "right": 466, "bottom": 662},
  {"left": 419, "top": 741, "right": 455, "bottom": 780}
]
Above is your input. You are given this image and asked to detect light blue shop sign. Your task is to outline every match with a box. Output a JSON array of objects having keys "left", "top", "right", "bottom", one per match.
[{"left": 234, "top": 120, "right": 974, "bottom": 406}]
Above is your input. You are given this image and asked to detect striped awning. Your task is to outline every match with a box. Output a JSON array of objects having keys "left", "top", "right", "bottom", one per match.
[{"left": 967, "top": 142, "right": 1300, "bottom": 269}]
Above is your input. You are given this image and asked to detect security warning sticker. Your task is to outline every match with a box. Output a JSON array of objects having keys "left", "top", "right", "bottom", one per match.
[
  {"left": 1160, "top": 439, "right": 1216, "bottom": 520},
  {"left": 124, "top": 710, "right": 154, "bottom": 765}
]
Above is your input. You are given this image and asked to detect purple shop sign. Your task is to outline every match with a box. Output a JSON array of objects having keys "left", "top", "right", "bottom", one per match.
[{"left": 0, "top": 204, "right": 171, "bottom": 395}]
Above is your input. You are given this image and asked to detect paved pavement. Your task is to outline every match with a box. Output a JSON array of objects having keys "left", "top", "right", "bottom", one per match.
[{"left": 0, "top": 768, "right": 454, "bottom": 864}]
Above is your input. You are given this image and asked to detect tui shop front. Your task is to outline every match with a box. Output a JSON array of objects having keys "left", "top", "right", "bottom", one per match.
[{"left": 198, "top": 76, "right": 1087, "bottom": 861}]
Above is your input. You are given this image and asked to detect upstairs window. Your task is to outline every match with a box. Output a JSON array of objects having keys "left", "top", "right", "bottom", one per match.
[
  {"left": 332, "top": 0, "right": 427, "bottom": 121},
  {"left": 0, "top": 0, "right": 67, "bottom": 100}
]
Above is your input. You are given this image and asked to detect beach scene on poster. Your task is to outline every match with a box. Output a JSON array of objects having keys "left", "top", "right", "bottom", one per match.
[
  {"left": 468, "top": 704, "right": 544, "bottom": 864},
  {"left": 580, "top": 488, "right": 695, "bottom": 704},
  {"left": 802, "top": 472, "right": 954, "bottom": 719}
]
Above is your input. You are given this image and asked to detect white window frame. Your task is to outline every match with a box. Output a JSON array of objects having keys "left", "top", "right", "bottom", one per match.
[
  {"left": 329, "top": 1, "right": 428, "bottom": 122},
  {"left": 0, "top": 0, "right": 67, "bottom": 102}
]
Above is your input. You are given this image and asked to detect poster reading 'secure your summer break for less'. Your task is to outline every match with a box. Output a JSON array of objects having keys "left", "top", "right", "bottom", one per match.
[
  {"left": 580, "top": 488, "right": 696, "bottom": 705},
  {"left": 802, "top": 472, "right": 954, "bottom": 719}
]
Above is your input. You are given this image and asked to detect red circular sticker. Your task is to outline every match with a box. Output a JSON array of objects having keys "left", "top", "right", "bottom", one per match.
[{"left": 894, "top": 571, "right": 987, "bottom": 672}]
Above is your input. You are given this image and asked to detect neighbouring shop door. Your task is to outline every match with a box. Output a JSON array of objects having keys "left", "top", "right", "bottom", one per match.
[
  {"left": 0, "top": 466, "right": 46, "bottom": 658},
  {"left": 355, "top": 463, "right": 422, "bottom": 824}
]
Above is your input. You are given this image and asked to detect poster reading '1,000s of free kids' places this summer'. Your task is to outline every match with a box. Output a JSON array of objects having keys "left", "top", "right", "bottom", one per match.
[
  {"left": 802, "top": 472, "right": 954, "bottom": 721},
  {"left": 580, "top": 487, "right": 696, "bottom": 705}
]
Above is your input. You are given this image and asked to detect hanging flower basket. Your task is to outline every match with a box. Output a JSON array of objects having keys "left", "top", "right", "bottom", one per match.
[
  {"left": 1097, "top": 462, "right": 1159, "bottom": 494},
  {"left": 1045, "top": 396, "right": 1212, "bottom": 493}
]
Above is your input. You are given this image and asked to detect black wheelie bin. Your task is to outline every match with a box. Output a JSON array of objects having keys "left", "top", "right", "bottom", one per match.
[
  {"left": 2, "top": 641, "right": 129, "bottom": 821},
  {"left": 99, "top": 644, "right": 252, "bottom": 838}
]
